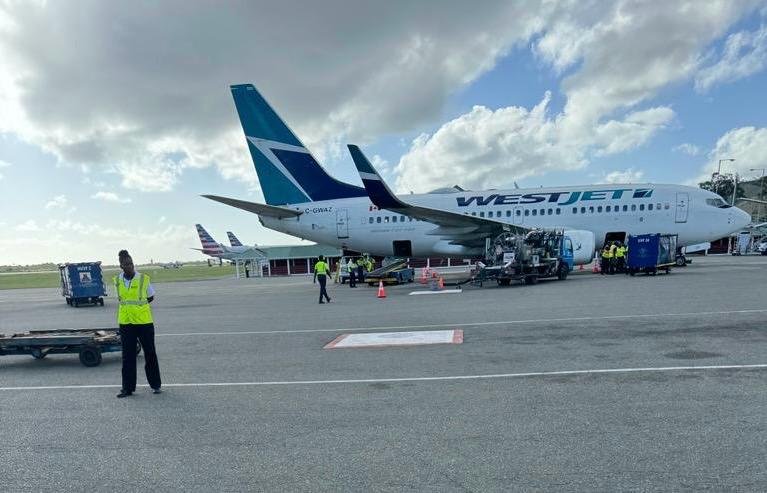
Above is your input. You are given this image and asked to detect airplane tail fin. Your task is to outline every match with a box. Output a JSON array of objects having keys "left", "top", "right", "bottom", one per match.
[
  {"left": 230, "top": 84, "right": 367, "bottom": 205},
  {"left": 227, "top": 231, "right": 243, "bottom": 247},
  {"left": 195, "top": 224, "right": 224, "bottom": 254}
]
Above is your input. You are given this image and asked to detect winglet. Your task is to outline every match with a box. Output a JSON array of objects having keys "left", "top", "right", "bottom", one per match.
[{"left": 347, "top": 145, "right": 403, "bottom": 210}]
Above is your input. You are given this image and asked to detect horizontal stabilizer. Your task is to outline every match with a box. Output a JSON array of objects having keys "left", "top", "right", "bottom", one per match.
[{"left": 202, "top": 195, "right": 302, "bottom": 219}]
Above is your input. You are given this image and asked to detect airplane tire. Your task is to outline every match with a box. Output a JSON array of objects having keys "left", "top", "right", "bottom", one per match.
[
  {"left": 557, "top": 265, "right": 568, "bottom": 281},
  {"left": 524, "top": 275, "right": 538, "bottom": 285}
]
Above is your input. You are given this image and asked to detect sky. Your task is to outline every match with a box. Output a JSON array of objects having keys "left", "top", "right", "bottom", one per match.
[{"left": 1, "top": 0, "right": 767, "bottom": 265}]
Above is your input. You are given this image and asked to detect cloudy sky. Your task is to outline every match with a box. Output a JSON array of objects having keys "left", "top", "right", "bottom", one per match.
[{"left": 1, "top": 0, "right": 766, "bottom": 264}]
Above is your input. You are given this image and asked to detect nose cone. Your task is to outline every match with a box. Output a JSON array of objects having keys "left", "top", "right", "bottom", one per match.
[{"left": 735, "top": 207, "right": 752, "bottom": 230}]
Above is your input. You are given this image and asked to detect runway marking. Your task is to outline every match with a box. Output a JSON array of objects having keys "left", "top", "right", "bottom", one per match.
[
  {"left": 409, "top": 289, "right": 463, "bottom": 295},
  {"left": 324, "top": 329, "right": 463, "bottom": 349},
  {"left": 154, "top": 308, "right": 767, "bottom": 338},
  {"left": 1, "top": 363, "right": 765, "bottom": 391}
]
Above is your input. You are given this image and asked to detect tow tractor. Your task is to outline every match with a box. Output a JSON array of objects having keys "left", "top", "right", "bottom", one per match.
[
  {"left": 471, "top": 229, "right": 575, "bottom": 287},
  {"left": 365, "top": 258, "right": 415, "bottom": 286}
]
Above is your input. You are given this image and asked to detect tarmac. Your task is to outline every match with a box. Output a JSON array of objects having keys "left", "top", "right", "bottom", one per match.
[{"left": 0, "top": 255, "right": 765, "bottom": 491}]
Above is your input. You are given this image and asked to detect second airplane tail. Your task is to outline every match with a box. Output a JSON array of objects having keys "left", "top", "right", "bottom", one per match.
[
  {"left": 227, "top": 231, "right": 243, "bottom": 247},
  {"left": 196, "top": 224, "right": 224, "bottom": 254},
  {"left": 230, "top": 84, "right": 367, "bottom": 206}
]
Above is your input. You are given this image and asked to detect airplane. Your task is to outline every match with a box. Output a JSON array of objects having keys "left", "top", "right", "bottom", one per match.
[
  {"left": 203, "top": 83, "right": 752, "bottom": 265},
  {"left": 193, "top": 224, "right": 266, "bottom": 262}
]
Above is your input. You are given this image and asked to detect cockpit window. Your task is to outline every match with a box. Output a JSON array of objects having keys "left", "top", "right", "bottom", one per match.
[{"left": 706, "top": 198, "right": 730, "bottom": 208}]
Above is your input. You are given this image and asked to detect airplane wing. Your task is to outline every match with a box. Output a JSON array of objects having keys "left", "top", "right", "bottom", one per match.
[
  {"left": 202, "top": 195, "right": 302, "bottom": 219},
  {"left": 347, "top": 145, "right": 529, "bottom": 246}
]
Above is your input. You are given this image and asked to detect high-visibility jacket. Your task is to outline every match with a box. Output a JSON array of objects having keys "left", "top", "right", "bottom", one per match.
[
  {"left": 113, "top": 274, "right": 153, "bottom": 325},
  {"left": 616, "top": 246, "right": 626, "bottom": 258},
  {"left": 602, "top": 248, "right": 613, "bottom": 259},
  {"left": 314, "top": 261, "right": 329, "bottom": 275}
]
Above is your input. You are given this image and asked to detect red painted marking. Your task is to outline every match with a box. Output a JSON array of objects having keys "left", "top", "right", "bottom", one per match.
[
  {"left": 452, "top": 330, "right": 464, "bottom": 344},
  {"left": 323, "top": 330, "right": 463, "bottom": 350},
  {"left": 323, "top": 333, "right": 350, "bottom": 349}
]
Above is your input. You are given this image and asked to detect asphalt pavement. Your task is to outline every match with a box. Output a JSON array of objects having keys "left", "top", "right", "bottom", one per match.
[{"left": 1, "top": 255, "right": 765, "bottom": 491}]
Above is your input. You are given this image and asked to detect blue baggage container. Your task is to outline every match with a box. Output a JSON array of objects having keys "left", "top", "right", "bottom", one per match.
[
  {"left": 59, "top": 262, "right": 107, "bottom": 307},
  {"left": 626, "top": 234, "right": 677, "bottom": 275}
]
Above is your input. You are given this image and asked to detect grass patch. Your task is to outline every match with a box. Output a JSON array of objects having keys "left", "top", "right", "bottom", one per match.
[{"left": 0, "top": 264, "right": 236, "bottom": 290}]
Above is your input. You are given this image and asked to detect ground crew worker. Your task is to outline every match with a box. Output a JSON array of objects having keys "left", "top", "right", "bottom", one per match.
[
  {"left": 600, "top": 245, "right": 610, "bottom": 275},
  {"left": 314, "top": 255, "right": 332, "bottom": 304},
  {"left": 114, "top": 250, "right": 162, "bottom": 398},
  {"left": 347, "top": 257, "right": 357, "bottom": 288},
  {"left": 608, "top": 242, "right": 618, "bottom": 274},
  {"left": 615, "top": 242, "right": 626, "bottom": 273},
  {"left": 365, "top": 254, "right": 374, "bottom": 273},
  {"left": 356, "top": 256, "right": 366, "bottom": 284}
]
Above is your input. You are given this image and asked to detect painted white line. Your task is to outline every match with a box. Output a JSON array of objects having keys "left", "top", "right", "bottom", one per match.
[
  {"left": 324, "top": 329, "right": 463, "bottom": 349},
  {"left": 409, "top": 289, "right": 463, "bottom": 295},
  {"left": 1, "top": 363, "right": 765, "bottom": 391},
  {"left": 154, "top": 308, "right": 767, "bottom": 338}
]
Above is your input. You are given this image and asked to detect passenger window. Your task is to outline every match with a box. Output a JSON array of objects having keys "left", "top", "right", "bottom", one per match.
[
  {"left": 506, "top": 210, "right": 511, "bottom": 217},
  {"left": 376, "top": 217, "right": 382, "bottom": 223},
  {"left": 623, "top": 205, "right": 628, "bottom": 212},
  {"left": 581, "top": 207, "right": 586, "bottom": 214},
  {"left": 532, "top": 209, "right": 537, "bottom": 216},
  {"left": 401, "top": 216, "right": 405, "bottom": 222},
  {"left": 572, "top": 207, "right": 578, "bottom": 214},
  {"left": 368, "top": 217, "right": 373, "bottom": 224},
  {"left": 631, "top": 204, "right": 636, "bottom": 211},
  {"left": 471, "top": 212, "right": 476, "bottom": 216},
  {"left": 479, "top": 212, "right": 485, "bottom": 217},
  {"left": 539, "top": 209, "right": 545, "bottom": 215},
  {"left": 384, "top": 216, "right": 390, "bottom": 222},
  {"left": 606, "top": 206, "right": 611, "bottom": 212},
  {"left": 664, "top": 203, "right": 670, "bottom": 209},
  {"left": 639, "top": 204, "right": 645, "bottom": 211},
  {"left": 597, "top": 206, "right": 603, "bottom": 213},
  {"left": 648, "top": 204, "right": 653, "bottom": 211},
  {"left": 548, "top": 208, "right": 553, "bottom": 215},
  {"left": 524, "top": 209, "right": 530, "bottom": 216},
  {"left": 588, "top": 206, "right": 594, "bottom": 213},
  {"left": 516, "top": 209, "right": 521, "bottom": 216},
  {"left": 656, "top": 203, "right": 661, "bottom": 210},
  {"left": 556, "top": 208, "right": 561, "bottom": 215},
  {"left": 392, "top": 216, "right": 397, "bottom": 223}
]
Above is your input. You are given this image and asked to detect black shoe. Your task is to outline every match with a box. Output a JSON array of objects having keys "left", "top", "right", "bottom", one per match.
[
  {"left": 116, "top": 390, "right": 133, "bottom": 398},
  {"left": 152, "top": 388, "right": 162, "bottom": 394},
  {"left": 319, "top": 301, "right": 325, "bottom": 304}
]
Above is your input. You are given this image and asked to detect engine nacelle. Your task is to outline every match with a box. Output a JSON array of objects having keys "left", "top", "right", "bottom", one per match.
[{"left": 564, "top": 229, "right": 596, "bottom": 265}]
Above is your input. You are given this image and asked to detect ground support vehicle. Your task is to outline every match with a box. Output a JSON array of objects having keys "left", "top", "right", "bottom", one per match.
[
  {"left": 0, "top": 328, "right": 138, "bottom": 367},
  {"left": 365, "top": 258, "right": 414, "bottom": 285},
  {"left": 471, "top": 230, "right": 574, "bottom": 287},
  {"left": 625, "top": 234, "right": 677, "bottom": 276},
  {"left": 59, "top": 262, "right": 107, "bottom": 307}
]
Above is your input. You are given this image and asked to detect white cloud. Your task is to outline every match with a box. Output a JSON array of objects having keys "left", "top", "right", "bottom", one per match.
[
  {"left": 395, "top": 94, "right": 672, "bottom": 192},
  {"left": 44, "top": 195, "right": 68, "bottom": 209},
  {"left": 699, "top": 126, "right": 767, "bottom": 181},
  {"left": 695, "top": 23, "right": 767, "bottom": 92},
  {"left": 673, "top": 143, "right": 701, "bottom": 156},
  {"left": 15, "top": 219, "right": 40, "bottom": 232},
  {"left": 91, "top": 191, "right": 132, "bottom": 203},
  {"left": 0, "top": 159, "right": 10, "bottom": 180},
  {"left": 601, "top": 168, "right": 645, "bottom": 184}
]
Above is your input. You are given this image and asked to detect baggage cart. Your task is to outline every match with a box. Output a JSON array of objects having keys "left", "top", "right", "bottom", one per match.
[
  {"left": 0, "top": 328, "right": 139, "bottom": 367},
  {"left": 626, "top": 234, "right": 677, "bottom": 276},
  {"left": 59, "top": 262, "right": 107, "bottom": 307}
]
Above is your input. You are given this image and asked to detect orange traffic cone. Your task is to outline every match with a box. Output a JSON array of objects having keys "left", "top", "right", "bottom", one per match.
[
  {"left": 377, "top": 280, "right": 386, "bottom": 298},
  {"left": 420, "top": 268, "right": 427, "bottom": 284},
  {"left": 438, "top": 276, "right": 444, "bottom": 289}
]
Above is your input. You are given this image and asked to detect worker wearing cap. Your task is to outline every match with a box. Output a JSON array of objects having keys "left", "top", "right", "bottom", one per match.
[
  {"left": 114, "top": 250, "right": 162, "bottom": 398},
  {"left": 314, "top": 255, "right": 332, "bottom": 304}
]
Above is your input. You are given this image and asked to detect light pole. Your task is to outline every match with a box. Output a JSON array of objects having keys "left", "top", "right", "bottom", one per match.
[
  {"left": 715, "top": 158, "right": 735, "bottom": 196},
  {"left": 750, "top": 168, "right": 766, "bottom": 201}
]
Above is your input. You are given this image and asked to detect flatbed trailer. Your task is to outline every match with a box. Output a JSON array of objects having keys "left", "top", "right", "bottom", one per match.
[{"left": 0, "top": 328, "right": 138, "bottom": 367}]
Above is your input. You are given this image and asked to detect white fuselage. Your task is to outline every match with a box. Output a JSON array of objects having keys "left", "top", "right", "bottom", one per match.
[{"left": 258, "top": 183, "right": 750, "bottom": 258}]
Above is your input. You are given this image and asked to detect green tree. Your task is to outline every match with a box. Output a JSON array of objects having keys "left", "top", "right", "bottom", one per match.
[{"left": 698, "top": 176, "right": 744, "bottom": 203}]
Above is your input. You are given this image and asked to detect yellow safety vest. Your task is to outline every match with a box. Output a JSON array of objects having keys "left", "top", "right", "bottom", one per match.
[
  {"left": 314, "top": 261, "right": 328, "bottom": 275},
  {"left": 603, "top": 249, "right": 613, "bottom": 259},
  {"left": 616, "top": 247, "right": 626, "bottom": 258},
  {"left": 113, "top": 274, "right": 153, "bottom": 325}
]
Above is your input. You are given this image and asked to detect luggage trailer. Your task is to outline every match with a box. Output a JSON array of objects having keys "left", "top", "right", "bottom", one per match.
[{"left": 0, "top": 328, "right": 139, "bottom": 367}]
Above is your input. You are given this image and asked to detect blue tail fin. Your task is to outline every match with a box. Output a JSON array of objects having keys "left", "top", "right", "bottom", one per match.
[{"left": 230, "top": 84, "right": 367, "bottom": 205}]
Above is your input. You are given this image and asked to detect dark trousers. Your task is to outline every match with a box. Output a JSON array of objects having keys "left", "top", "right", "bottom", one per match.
[
  {"left": 357, "top": 266, "right": 365, "bottom": 283},
  {"left": 317, "top": 274, "right": 330, "bottom": 303},
  {"left": 120, "top": 323, "right": 161, "bottom": 392},
  {"left": 349, "top": 269, "right": 356, "bottom": 287}
]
